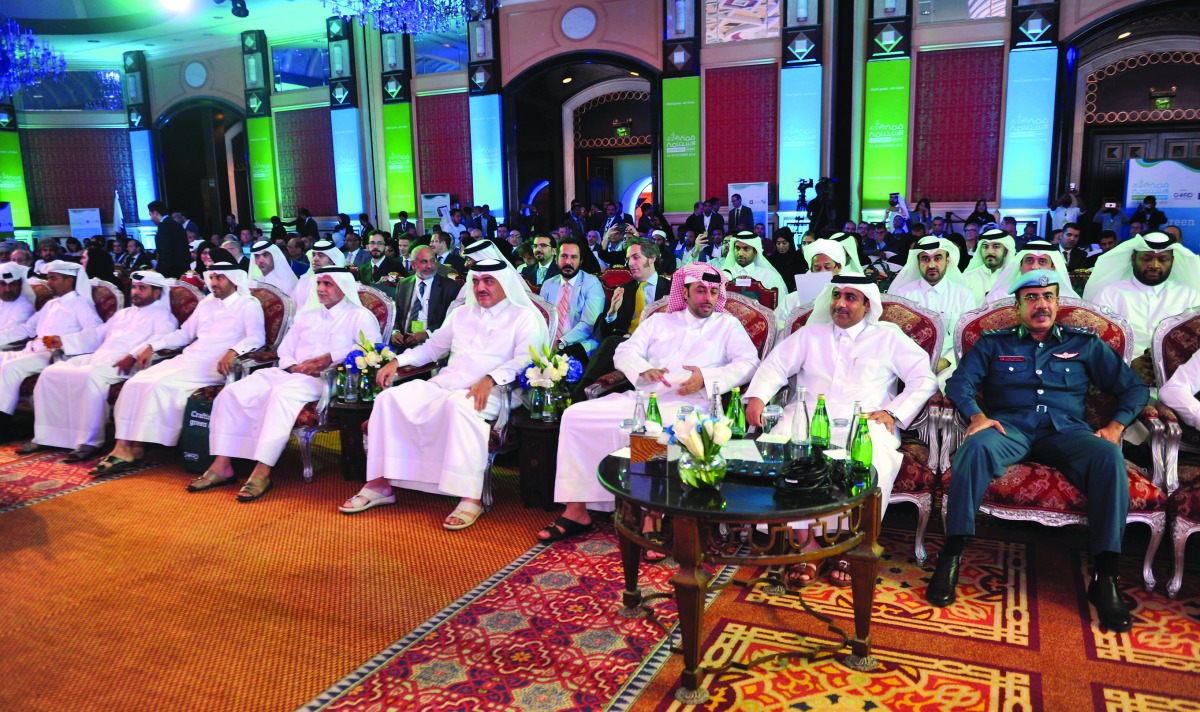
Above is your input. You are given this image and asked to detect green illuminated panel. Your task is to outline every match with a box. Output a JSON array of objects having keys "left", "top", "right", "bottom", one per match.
[
  {"left": 246, "top": 116, "right": 278, "bottom": 222},
  {"left": 0, "top": 132, "right": 31, "bottom": 228},
  {"left": 861, "top": 59, "right": 911, "bottom": 210},
  {"left": 382, "top": 102, "right": 416, "bottom": 218},
  {"left": 662, "top": 76, "right": 701, "bottom": 214}
]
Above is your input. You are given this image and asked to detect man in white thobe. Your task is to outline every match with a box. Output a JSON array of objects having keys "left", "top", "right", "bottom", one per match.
[
  {"left": 537, "top": 262, "right": 760, "bottom": 544},
  {"left": 0, "top": 261, "right": 103, "bottom": 441},
  {"left": 746, "top": 272, "right": 938, "bottom": 584},
  {"left": 775, "top": 238, "right": 847, "bottom": 329},
  {"left": 456, "top": 240, "right": 532, "bottom": 299},
  {"left": 721, "top": 232, "right": 790, "bottom": 297},
  {"left": 1083, "top": 232, "right": 1200, "bottom": 360},
  {"left": 0, "top": 265, "right": 36, "bottom": 332},
  {"left": 195, "top": 267, "right": 380, "bottom": 501},
  {"left": 248, "top": 239, "right": 299, "bottom": 295},
  {"left": 984, "top": 240, "right": 1080, "bottom": 303},
  {"left": 1161, "top": 349, "right": 1200, "bottom": 432},
  {"left": 959, "top": 229, "right": 1016, "bottom": 304},
  {"left": 341, "top": 259, "right": 546, "bottom": 530},
  {"left": 291, "top": 238, "right": 346, "bottom": 309},
  {"left": 26, "top": 271, "right": 178, "bottom": 461},
  {"left": 93, "top": 263, "right": 266, "bottom": 475},
  {"left": 886, "top": 237, "right": 978, "bottom": 380}
]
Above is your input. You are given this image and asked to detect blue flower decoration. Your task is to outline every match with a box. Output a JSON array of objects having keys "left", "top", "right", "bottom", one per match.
[
  {"left": 517, "top": 363, "right": 534, "bottom": 391},
  {"left": 565, "top": 357, "right": 584, "bottom": 383},
  {"left": 344, "top": 349, "right": 364, "bottom": 372}
]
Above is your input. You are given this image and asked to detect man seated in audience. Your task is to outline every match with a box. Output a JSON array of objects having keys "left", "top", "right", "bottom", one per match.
[
  {"left": 721, "top": 232, "right": 789, "bottom": 296},
  {"left": 0, "top": 262, "right": 104, "bottom": 439},
  {"left": 437, "top": 207, "right": 468, "bottom": 249},
  {"left": 360, "top": 230, "right": 406, "bottom": 284},
  {"left": 291, "top": 239, "right": 345, "bottom": 308},
  {"left": 92, "top": 263, "right": 265, "bottom": 475},
  {"left": 194, "top": 267, "right": 380, "bottom": 501},
  {"left": 1131, "top": 195, "right": 1166, "bottom": 232},
  {"left": 1083, "top": 232, "right": 1200, "bottom": 381},
  {"left": 983, "top": 240, "right": 1081, "bottom": 303},
  {"left": 286, "top": 237, "right": 310, "bottom": 277},
  {"left": 431, "top": 232, "right": 466, "bottom": 275},
  {"left": 886, "top": 237, "right": 978, "bottom": 378},
  {"left": 768, "top": 228, "right": 804, "bottom": 291},
  {"left": 1087, "top": 230, "right": 1120, "bottom": 268},
  {"left": 0, "top": 239, "right": 16, "bottom": 263},
  {"left": 1160, "top": 350, "right": 1200, "bottom": 430},
  {"left": 10, "top": 245, "right": 34, "bottom": 268},
  {"left": 747, "top": 271, "right": 937, "bottom": 585},
  {"left": 773, "top": 238, "right": 849, "bottom": 327},
  {"left": 341, "top": 260, "right": 545, "bottom": 530},
  {"left": 391, "top": 246, "right": 459, "bottom": 352},
  {"left": 342, "top": 231, "right": 371, "bottom": 268},
  {"left": 25, "top": 271, "right": 178, "bottom": 461},
  {"left": 247, "top": 239, "right": 299, "bottom": 295},
  {"left": 539, "top": 262, "right": 759, "bottom": 545},
  {"left": 539, "top": 240, "right": 604, "bottom": 367},
  {"left": 960, "top": 229, "right": 1015, "bottom": 303},
  {"left": 519, "top": 235, "right": 559, "bottom": 286},
  {"left": 1056, "top": 223, "right": 1090, "bottom": 272},
  {"left": 33, "top": 239, "right": 63, "bottom": 274},
  {"left": 930, "top": 271, "right": 1149, "bottom": 632},
  {"left": 0, "top": 265, "right": 36, "bottom": 332},
  {"left": 117, "top": 239, "right": 153, "bottom": 269}
]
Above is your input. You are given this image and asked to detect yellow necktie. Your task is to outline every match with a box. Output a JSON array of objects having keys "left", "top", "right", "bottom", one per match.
[{"left": 628, "top": 282, "right": 647, "bottom": 334}]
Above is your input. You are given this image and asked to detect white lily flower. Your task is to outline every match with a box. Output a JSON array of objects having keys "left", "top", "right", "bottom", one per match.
[{"left": 713, "top": 422, "right": 733, "bottom": 446}]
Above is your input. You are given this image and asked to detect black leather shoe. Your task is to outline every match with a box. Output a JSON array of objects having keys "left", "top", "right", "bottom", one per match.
[
  {"left": 1088, "top": 574, "right": 1132, "bottom": 632},
  {"left": 925, "top": 552, "right": 962, "bottom": 607}
]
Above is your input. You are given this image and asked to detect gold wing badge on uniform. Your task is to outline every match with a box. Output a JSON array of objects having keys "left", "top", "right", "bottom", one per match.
[{"left": 1052, "top": 352, "right": 1080, "bottom": 359}]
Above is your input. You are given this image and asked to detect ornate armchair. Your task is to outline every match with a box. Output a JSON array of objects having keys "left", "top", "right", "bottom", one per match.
[
  {"left": 725, "top": 276, "right": 778, "bottom": 310},
  {"left": 583, "top": 292, "right": 778, "bottom": 401},
  {"left": 782, "top": 294, "right": 946, "bottom": 564},
  {"left": 599, "top": 268, "right": 633, "bottom": 313},
  {"left": 1150, "top": 306, "right": 1200, "bottom": 598},
  {"left": 940, "top": 298, "right": 1166, "bottom": 590}
]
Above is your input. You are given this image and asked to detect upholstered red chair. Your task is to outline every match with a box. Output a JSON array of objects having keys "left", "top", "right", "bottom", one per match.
[
  {"left": 583, "top": 292, "right": 778, "bottom": 401},
  {"left": 1150, "top": 306, "right": 1200, "bottom": 598},
  {"left": 599, "top": 268, "right": 633, "bottom": 312},
  {"left": 781, "top": 295, "right": 946, "bottom": 564},
  {"left": 940, "top": 298, "right": 1166, "bottom": 590},
  {"left": 30, "top": 281, "right": 53, "bottom": 311},
  {"left": 725, "top": 277, "right": 779, "bottom": 310}
]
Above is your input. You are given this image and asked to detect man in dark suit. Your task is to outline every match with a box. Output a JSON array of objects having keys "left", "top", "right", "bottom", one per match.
[
  {"left": 477, "top": 204, "right": 498, "bottom": 239},
  {"left": 359, "top": 230, "right": 406, "bottom": 284},
  {"left": 288, "top": 207, "right": 320, "bottom": 241},
  {"left": 1058, "top": 222, "right": 1091, "bottom": 272},
  {"left": 147, "top": 200, "right": 189, "bottom": 278},
  {"left": 519, "top": 234, "right": 560, "bottom": 286},
  {"left": 564, "top": 203, "right": 588, "bottom": 240},
  {"left": 430, "top": 232, "right": 466, "bottom": 274},
  {"left": 597, "top": 202, "right": 626, "bottom": 234},
  {"left": 682, "top": 201, "right": 707, "bottom": 236},
  {"left": 727, "top": 193, "right": 754, "bottom": 234},
  {"left": 389, "top": 245, "right": 459, "bottom": 352},
  {"left": 392, "top": 211, "right": 416, "bottom": 240},
  {"left": 342, "top": 232, "right": 372, "bottom": 268}
]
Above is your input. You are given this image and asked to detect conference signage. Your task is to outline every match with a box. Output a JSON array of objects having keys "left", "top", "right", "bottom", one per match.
[
  {"left": 381, "top": 102, "right": 416, "bottom": 219},
  {"left": 468, "top": 93, "right": 505, "bottom": 222},
  {"left": 999, "top": 47, "right": 1058, "bottom": 209},
  {"left": 778, "top": 65, "right": 823, "bottom": 213},
  {"left": 330, "top": 107, "right": 365, "bottom": 216},
  {"left": 861, "top": 58, "right": 911, "bottom": 210},
  {"left": 0, "top": 132, "right": 30, "bottom": 228},
  {"left": 1125, "top": 158, "right": 1200, "bottom": 251},
  {"left": 246, "top": 117, "right": 279, "bottom": 222},
  {"left": 662, "top": 76, "right": 701, "bottom": 214},
  {"left": 128, "top": 131, "right": 157, "bottom": 224}
]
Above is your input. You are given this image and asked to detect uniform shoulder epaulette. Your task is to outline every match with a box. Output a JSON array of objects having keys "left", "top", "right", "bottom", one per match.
[
  {"left": 1062, "top": 324, "right": 1097, "bottom": 335},
  {"left": 981, "top": 326, "right": 1018, "bottom": 336}
]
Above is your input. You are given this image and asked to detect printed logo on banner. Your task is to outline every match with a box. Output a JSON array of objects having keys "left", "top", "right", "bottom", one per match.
[{"left": 867, "top": 120, "right": 905, "bottom": 146}]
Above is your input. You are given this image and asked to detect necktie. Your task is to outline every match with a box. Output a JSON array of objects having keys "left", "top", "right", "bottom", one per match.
[
  {"left": 415, "top": 280, "right": 427, "bottom": 324},
  {"left": 628, "top": 281, "right": 648, "bottom": 334},
  {"left": 553, "top": 279, "right": 572, "bottom": 344}
]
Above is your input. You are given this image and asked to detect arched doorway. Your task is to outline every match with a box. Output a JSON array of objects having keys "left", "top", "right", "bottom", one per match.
[
  {"left": 503, "top": 52, "right": 660, "bottom": 233},
  {"left": 154, "top": 98, "right": 249, "bottom": 237}
]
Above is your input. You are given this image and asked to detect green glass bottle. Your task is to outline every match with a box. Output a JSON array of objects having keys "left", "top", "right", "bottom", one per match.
[
  {"left": 851, "top": 413, "right": 872, "bottom": 471},
  {"left": 335, "top": 366, "right": 347, "bottom": 401},
  {"left": 725, "top": 386, "right": 745, "bottom": 438},
  {"left": 646, "top": 392, "right": 663, "bottom": 426},
  {"left": 811, "top": 394, "right": 831, "bottom": 448}
]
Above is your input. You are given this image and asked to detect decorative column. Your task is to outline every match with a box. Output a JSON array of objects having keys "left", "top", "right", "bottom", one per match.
[
  {"left": 999, "top": 3, "right": 1059, "bottom": 211},
  {"left": 379, "top": 31, "right": 415, "bottom": 226},
  {"left": 467, "top": 7, "right": 505, "bottom": 222},
  {"left": 327, "top": 16, "right": 366, "bottom": 218},
  {"left": 778, "top": 0, "right": 824, "bottom": 223},
  {"left": 242, "top": 30, "right": 279, "bottom": 223},
  {"left": 860, "top": 1, "right": 912, "bottom": 213},
  {"left": 661, "top": 0, "right": 702, "bottom": 215},
  {"left": 122, "top": 51, "right": 155, "bottom": 234}
]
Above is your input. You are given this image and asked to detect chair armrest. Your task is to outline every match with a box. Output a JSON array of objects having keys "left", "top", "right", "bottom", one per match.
[
  {"left": 1135, "top": 404, "right": 1166, "bottom": 491},
  {"left": 1155, "top": 403, "right": 1183, "bottom": 495},
  {"left": 585, "top": 371, "right": 630, "bottom": 400},
  {"left": 49, "top": 348, "right": 67, "bottom": 364},
  {"left": 1, "top": 338, "right": 30, "bottom": 352},
  {"left": 150, "top": 348, "right": 183, "bottom": 366},
  {"left": 391, "top": 360, "right": 441, "bottom": 384},
  {"left": 314, "top": 364, "right": 340, "bottom": 428}
]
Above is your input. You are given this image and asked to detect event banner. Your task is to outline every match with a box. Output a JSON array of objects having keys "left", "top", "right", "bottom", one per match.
[
  {"left": 0, "top": 132, "right": 31, "bottom": 228},
  {"left": 127, "top": 130, "right": 157, "bottom": 225},
  {"left": 381, "top": 102, "right": 416, "bottom": 220},
  {"left": 861, "top": 58, "right": 911, "bottom": 210},
  {"left": 1126, "top": 158, "right": 1200, "bottom": 251},
  {"left": 330, "top": 107, "right": 365, "bottom": 217},
  {"left": 246, "top": 116, "right": 279, "bottom": 223},
  {"left": 662, "top": 76, "right": 701, "bottom": 214},
  {"left": 468, "top": 93, "right": 505, "bottom": 222},
  {"left": 778, "top": 65, "right": 823, "bottom": 210},
  {"left": 999, "top": 47, "right": 1058, "bottom": 209}
]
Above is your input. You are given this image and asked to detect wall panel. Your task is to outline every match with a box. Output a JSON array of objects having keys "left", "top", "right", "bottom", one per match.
[
  {"left": 703, "top": 64, "right": 778, "bottom": 204},
  {"left": 416, "top": 91, "right": 472, "bottom": 204},
  {"left": 20, "top": 128, "right": 136, "bottom": 227},
  {"left": 274, "top": 106, "right": 338, "bottom": 217}
]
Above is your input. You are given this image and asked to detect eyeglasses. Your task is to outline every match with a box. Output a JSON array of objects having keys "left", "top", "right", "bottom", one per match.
[{"left": 1020, "top": 293, "right": 1058, "bottom": 304}]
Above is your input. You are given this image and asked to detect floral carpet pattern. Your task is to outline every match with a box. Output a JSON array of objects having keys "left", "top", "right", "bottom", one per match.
[{"left": 0, "top": 445, "right": 166, "bottom": 513}]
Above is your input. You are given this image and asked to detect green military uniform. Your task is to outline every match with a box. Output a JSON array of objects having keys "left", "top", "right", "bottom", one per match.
[{"left": 944, "top": 322, "right": 1149, "bottom": 555}]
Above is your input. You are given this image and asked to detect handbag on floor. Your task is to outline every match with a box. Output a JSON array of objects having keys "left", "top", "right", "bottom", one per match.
[{"left": 179, "top": 387, "right": 219, "bottom": 475}]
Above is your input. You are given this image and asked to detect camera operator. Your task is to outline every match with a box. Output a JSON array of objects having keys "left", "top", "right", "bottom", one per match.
[
  {"left": 805, "top": 178, "right": 835, "bottom": 235},
  {"left": 1092, "top": 199, "right": 1128, "bottom": 240}
]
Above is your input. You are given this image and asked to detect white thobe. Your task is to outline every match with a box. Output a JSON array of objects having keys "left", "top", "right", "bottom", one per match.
[
  {"left": 744, "top": 319, "right": 938, "bottom": 518},
  {"left": 291, "top": 274, "right": 316, "bottom": 310},
  {"left": 367, "top": 299, "right": 543, "bottom": 499},
  {"left": 113, "top": 291, "right": 265, "bottom": 445},
  {"left": 254, "top": 269, "right": 297, "bottom": 295},
  {"left": 960, "top": 267, "right": 1003, "bottom": 305},
  {"left": 554, "top": 309, "right": 761, "bottom": 510},
  {"left": 0, "top": 292, "right": 103, "bottom": 414},
  {"left": 725, "top": 263, "right": 790, "bottom": 298},
  {"left": 887, "top": 278, "right": 978, "bottom": 363},
  {"left": 1091, "top": 277, "right": 1200, "bottom": 355},
  {"left": 1160, "top": 350, "right": 1200, "bottom": 430},
  {"left": 32, "top": 305, "right": 178, "bottom": 449},
  {"left": 0, "top": 297, "right": 35, "bottom": 334},
  {"left": 210, "top": 299, "right": 381, "bottom": 466}
]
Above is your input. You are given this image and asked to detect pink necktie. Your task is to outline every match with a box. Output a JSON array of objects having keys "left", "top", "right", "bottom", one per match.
[{"left": 553, "top": 280, "right": 572, "bottom": 344}]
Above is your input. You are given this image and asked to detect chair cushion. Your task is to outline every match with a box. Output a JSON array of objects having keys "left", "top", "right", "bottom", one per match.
[
  {"left": 894, "top": 441, "right": 935, "bottom": 493},
  {"left": 190, "top": 384, "right": 225, "bottom": 404},
  {"left": 940, "top": 460, "right": 1166, "bottom": 512},
  {"left": 723, "top": 298, "right": 771, "bottom": 358},
  {"left": 295, "top": 402, "right": 320, "bottom": 429},
  {"left": 880, "top": 302, "right": 940, "bottom": 360},
  {"left": 1172, "top": 480, "right": 1200, "bottom": 521}
]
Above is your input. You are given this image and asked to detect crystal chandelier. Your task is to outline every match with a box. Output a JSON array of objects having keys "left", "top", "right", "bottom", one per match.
[
  {"left": 324, "top": 0, "right": 497, "bottom": 35},
  {"left": 0, "top": 20, "right": 68, "bottom": 100}
]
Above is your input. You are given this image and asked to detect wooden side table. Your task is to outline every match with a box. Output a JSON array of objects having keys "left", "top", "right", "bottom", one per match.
[
  {"left": 510, "top": 411, "right": 561, "bottom": 510},
  {"left": 330, "top": 400, "right": 375, "bottom": 481}
]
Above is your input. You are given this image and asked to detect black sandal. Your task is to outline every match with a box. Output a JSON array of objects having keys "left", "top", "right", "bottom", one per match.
[{"left": 536, "top": 516, "right": 593, "bottom": 544}]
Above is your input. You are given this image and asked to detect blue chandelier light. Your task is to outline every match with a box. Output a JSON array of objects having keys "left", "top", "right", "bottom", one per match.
[
  {"left": 324, "top": 0, "right": 497, "bottom": 35},
  {"left": 0, "top": 19, "right": 68, "bottom": 99}
]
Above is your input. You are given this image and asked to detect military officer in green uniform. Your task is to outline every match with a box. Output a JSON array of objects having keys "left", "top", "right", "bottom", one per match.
[{"left": 927, "top": 270, "right": 1149, "bottom": 632}]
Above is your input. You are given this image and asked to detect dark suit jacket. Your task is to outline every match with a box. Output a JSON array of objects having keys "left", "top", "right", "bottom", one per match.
[
  {"left": 1062, "top": 246, "right": 1090, "bottom": 272},
  {"left": 437, "top": 251, "right": 466, "bottom": 274},
  {"left": 360, "top": 256, "right": 407, "bottom": 284},
  {"left": 394, "top": 273, "right": 458, "bottom": 335},
  {"left": 596, "top": 275, "right": 672, "bottom": 338},
  {"left": 520, "top": 261, "right": 560, "bottom": 286},
  {"left": 392, "top": 220, "right": 415, "bottom": 239},
  {"left": 477, "top": 214, "right": 498, "bottom": 239},
  {"left": 726, "top": 205, "right": 754, "bottom": 233},
  {"left": 153, "top": 218, "right": 190, "bottom": 278},
  {"left": 596, "top": 215, "right": 626, "bottom": 234},
  {"left": 564, "top": 214, "right": 588, "bottom": 239}
]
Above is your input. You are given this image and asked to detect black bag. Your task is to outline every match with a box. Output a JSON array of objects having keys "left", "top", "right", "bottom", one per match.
[{"left": 179, "top": 387, "right": 219, "bottom": 474}]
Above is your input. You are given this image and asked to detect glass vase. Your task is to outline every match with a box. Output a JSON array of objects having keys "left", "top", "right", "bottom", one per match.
[
  {"left": 543, "top": 388, "right": 563, "bottom": 423},
  {"left": 677, "top": 450, "right": 727, "bottom": 490}
]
